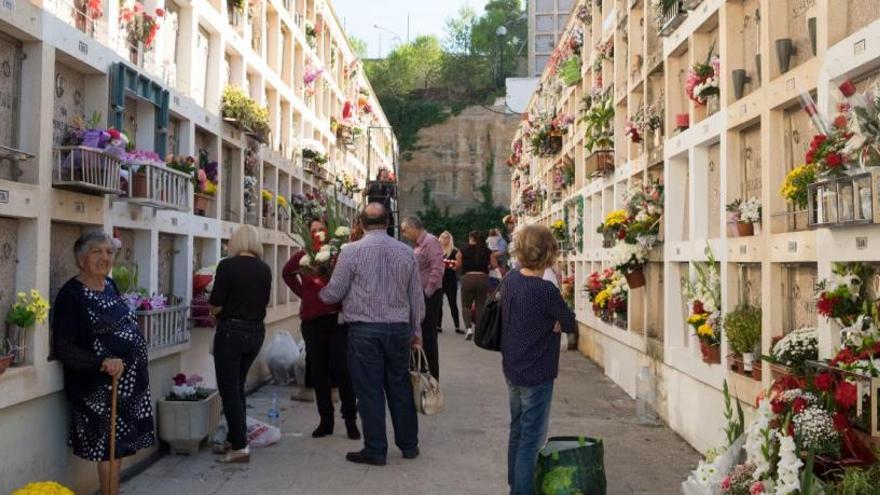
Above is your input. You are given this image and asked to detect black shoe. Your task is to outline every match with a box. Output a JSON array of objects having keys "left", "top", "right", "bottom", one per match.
[
  {"left": 312, "top": 422, "right": 334, "bottom": 438},
  {"left": 402, "top": 447, "right": 420, "bottom": 459},
  {"left": 437, "top": 327, "right": 443, "bottom": 333},
  {"left": 345, "top": 418, "right": 361, "bottom": 440},
  {"left": 454, "top": 328, "right": 465, "bottom": 335},
  {"left": 346, "top": 451, "right": 386, "bottom": 466}
]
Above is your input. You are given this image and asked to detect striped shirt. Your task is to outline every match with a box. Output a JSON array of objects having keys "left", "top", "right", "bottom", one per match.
[
  {"left": 414, "top": 230, "right": 445, "bottom": 297},
  {"left": 500, "top": 270, "right": 576, "bottom": 387},
  {"left": 319, "top": 229, "right": 425, "bottom": 336}
]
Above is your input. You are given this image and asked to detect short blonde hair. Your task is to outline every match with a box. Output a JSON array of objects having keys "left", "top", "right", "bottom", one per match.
[
  {"left": 228, "top": 225, "right": 263, "bottom": 259},
  {"left": 512, "top": 225, "right": 557, "bottom": 270}
]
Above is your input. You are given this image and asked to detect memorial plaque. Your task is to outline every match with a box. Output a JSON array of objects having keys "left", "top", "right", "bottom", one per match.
[
  {"left": 158, "top": 234, "right": 176, "bottom": 296},
  {"left": 782, "top": 263, "right": 817, "bottom": 334},
  {"left": 52, "top": 64, "right": 85, "bottom": 148},
  {"left": 708, "top": 143, "right": 721, "bottom": 239},
  {"left": 845, "top": 0, "right": 880, "bottom": 40}
]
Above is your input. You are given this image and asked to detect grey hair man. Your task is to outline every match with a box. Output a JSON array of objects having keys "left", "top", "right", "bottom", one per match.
[
  {"left": 319, "top": 203, "right": 424, "bottom": 466},
  {"left": 400, "top": 215, "right": 445, "bottom": 380}
]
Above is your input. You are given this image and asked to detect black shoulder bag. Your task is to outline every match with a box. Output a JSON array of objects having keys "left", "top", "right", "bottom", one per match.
[{"left": 474, "top": 275, "right": 507, "bottom": 352}]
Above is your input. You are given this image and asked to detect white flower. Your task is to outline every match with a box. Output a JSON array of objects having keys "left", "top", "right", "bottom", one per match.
[
  {"left": 315, "top": 231, "right": 326, "bottom": 242},
  {"left": 319, "top": 244, "right": 332, "bottom": 253},
  {"left": 774, "top": 432, "right": 802, "bottom": 495},
  {"left": 335, "top": 226, "right": 351, "bottom": 237},
  {"left": 610, "top": 242, "right": 649, "bottom": 271},
  {"left": 299, "top": 254, "right": 313, "bottom": 266},
  {"left": 745, "top": 399, "right": 775, "bottom": 480},
  {"left": 315, "top": 250, "right": 332, "bottom": 263}
]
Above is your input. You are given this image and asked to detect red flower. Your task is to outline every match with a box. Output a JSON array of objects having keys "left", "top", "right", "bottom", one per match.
[
  {"left": 833, "top": 411, "right": 850, "bottom": 432},
  {"left": 771, "top": 398, "right": 785, "bottom": 415},
  {"left": 835, "top": 381, "right": 858, "bottom": 410},
  {"left": 792, "top": 396, "right": 808, "bottom": 414},
  {"left": 805, "top": 150, "right": 815, "bottom": 164},
  {"left": 816, "top": 293, "right": 839, "bottom": 317},
  {"left": 616, "top": 230, "right": 626, "bottom": 240},
  {"left": 173, "top": 373, "right": 187, "bottom": 386},
  {"left": 831, "top": 347, "right": 856, "bottom": 367},
  {"left": 107, "top": 128, "right": 121, "bottom": 140},
  {"left": 814, "top": 371, "right": 834, "bottom": 391},
  {"left": 811, "top": 134, "right": 827, "bottom": 147},
  {"left": 721, "top": 476, "right": 731, "bottom": 491},
  {"left": 155, "top": 7, "right": 165, "bottom": 16},
  {"left": 833, "top": 115, "right": 848, "bottom": 129},
  {"left": 692, "top": 300, "right": 705, "bottom": 315},
  {"left": 825, "top": 152, "right": 843, "bottom": 168},
  {"left": 750, "top": 481, "right": 765, "bottom": 494}
]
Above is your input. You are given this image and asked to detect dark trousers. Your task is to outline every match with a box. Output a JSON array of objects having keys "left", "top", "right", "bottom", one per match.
[
  {"left": 461, "top": 273, "right": 489, "bottom": 329},
  {"left": 439, "top": 272, "right": 460, "bottom": 330},
  {"left": 301, "top": 314, "right": 357, "bottom": 424},
  {"left": 421, "top": 290, "right": 443, "bottom": 380},
  {"left": 348, "top": 322, "right": 418, "bottom": 460},
  {"left": 214, "top": 319, "right": 265, "bottom": 450}
]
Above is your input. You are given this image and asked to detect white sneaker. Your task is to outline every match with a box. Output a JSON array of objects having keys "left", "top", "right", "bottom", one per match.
[{"left": 465, "top": 328, "right": 474, "bottom": 341}]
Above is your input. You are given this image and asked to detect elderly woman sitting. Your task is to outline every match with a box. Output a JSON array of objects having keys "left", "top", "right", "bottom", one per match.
[{"left": 53, "top": 231, "right": 155, "bottom": 495}]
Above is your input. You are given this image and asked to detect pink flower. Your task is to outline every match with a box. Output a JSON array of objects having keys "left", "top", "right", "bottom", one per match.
[
  {"left": 750, "top": 481, "right": 765, "bottom": 494},
  {"left": 133, "top": 1, "right": 143, "bottom": 13},
  {"left": 173, "top": 373, "right": 187, "bottom": 386},
  {"left": 720, "top": 476, "right": 731, "bottom": 491},
  {"left": 155, "top": 7, "right": 165, "bottom": 16}
]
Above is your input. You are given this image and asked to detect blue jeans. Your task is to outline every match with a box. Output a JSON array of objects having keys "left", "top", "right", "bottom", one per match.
[
  {"left": 507, "top": 379, "right": 554, "bottom": 495},
  {"left": 348, "top": 322, "right": 418, "bottom": 459}
]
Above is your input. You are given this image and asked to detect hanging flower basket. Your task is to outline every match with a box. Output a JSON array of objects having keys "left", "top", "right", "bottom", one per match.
[
  {"left": 625, "top": 269, "right": 646, "bottom": 289},
  {"left": 700, "top": 342, "right": 721, "bottom": 364}
]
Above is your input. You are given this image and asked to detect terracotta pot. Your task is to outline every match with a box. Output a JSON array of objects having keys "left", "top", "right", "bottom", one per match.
[
  {"left": 0, "top": 353, "right": 13, "bottom": 375},
  {"left": 737, "top": 221, "right": 754, "bottom": 237},
  {"left": 700, "top": 342, "right": 721, "bottom": 364},
  {"left": 751, "top": 361, "right": 763, "bottom": 381},
  {"left": 728, "top": 353, "right": 744, "bottom": 374},
  {"left": 595, "top": 151, "right": 614, "bottom": 174},
  {"left": 625, "top": 269, "right": 646, "bottom": 289},
  {"left": 193, "top": 193, "right": 214, "bottom": 216},
  {"left": 675, "top": 113, "right": 689, "bottom": 130},
  {"left": 132, "top": 171, "right": 148, "bottom": 197},
  {"left": 769, "top": 362, "right": 793, "bottom": 380}
]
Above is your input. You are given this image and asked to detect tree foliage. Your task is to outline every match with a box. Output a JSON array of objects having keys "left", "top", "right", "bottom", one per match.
[
  {"left": 364, "top": 1, "right": 526, "bottom": 153},
  {"left": 348, "top": 36, "right": 368, "bottom": 59}
]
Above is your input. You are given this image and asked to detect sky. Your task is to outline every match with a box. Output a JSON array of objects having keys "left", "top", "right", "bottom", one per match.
[{"left": 330, "top": 0, "right": 490, "bottom": 59}]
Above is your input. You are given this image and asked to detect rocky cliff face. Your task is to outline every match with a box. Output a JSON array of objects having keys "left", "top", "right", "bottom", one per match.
[{"left": 397, "top": 104, "right": 519, "bottom": 217}]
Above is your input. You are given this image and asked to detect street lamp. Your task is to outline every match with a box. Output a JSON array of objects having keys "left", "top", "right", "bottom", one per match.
[
  {"left": 496, "top": 25, "right": 508, "bottom": 89},
  {"left": 374, "top": 24, "right": 402, "bottom": 57}
]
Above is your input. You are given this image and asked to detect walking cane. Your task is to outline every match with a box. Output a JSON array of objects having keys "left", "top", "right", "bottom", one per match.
[{"left": 108, "top": 375, "right": 119, "bottom": 495}]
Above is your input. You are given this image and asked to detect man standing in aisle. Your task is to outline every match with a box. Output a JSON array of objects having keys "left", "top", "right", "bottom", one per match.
[
  {"left": 319, "top": 203, "right": 424, "bottom": 466},
  {"left": 401, "top": 215, "right": 445, "bottom": 380}
]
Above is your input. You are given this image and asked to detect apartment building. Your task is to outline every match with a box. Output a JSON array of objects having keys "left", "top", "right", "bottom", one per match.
[
  {"left": 0, "top": 0, "right": 394, "bottom": 491},
  {"left": 512, "top": 0, "right": 880, "bottom": 452},
  {"left": 528, "top": 0, "right": 577, "bottom": 76}
]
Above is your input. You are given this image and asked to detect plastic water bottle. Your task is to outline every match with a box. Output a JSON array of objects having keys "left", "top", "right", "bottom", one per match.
[
  {"left": 267, "top": 392, "right": 281, "bottom": 427},
  {"left": 636, "top": 367, "right": 659, "bottom": 425}
]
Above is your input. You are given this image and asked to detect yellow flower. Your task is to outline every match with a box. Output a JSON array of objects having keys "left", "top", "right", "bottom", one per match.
[
  {"left": 203, "top": 181, "right": 218, "bottom": 196},
  {"left": 604, "top": 209, "right": 629, "bottom": 227},
  {"left": 261, "top": 189, "right": 275, "bottom": 201},
  {"left": 12, "top": 481, "right": 75, "bottom": 495},
  {"left": 277, "top": 195, "right": 289, "bottom": 208},
  {"left": 687, "top": 313, "right": 707, "bottom": 325},
  {"left": 551, "top": 219, "right": 566, "bottom": 230},
  {"left": 697, "top": 323, "right": 714, "bottom": 338},
  {"left": 594, "top": 288, "right": 611, "bottom": 308}
]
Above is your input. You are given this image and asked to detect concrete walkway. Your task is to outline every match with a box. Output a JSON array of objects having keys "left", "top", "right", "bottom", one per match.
[{"left": 125, "top": 332, "right": 698, "bottom": 494}]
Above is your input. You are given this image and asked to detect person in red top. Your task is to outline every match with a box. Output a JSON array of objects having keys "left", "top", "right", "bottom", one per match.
[{"left": 282, "top": 218, "right": 360, "bottom": 440}]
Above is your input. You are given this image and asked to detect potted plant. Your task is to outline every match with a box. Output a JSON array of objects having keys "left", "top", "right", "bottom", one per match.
[
  {"left": 0, "top": 339, "right": 18, "bottom": 376},
  {"left": 726, "top": 197, "right": 761, "bottom": 237},
  {"left": 550, "top": 219, "right": 568, "bottom": 245},
  {"left": 762, "top": 327, "right": 818, "bottom": 378},
  {"left": 5, "top": 289, "right": 50, "bottom": 365},
  {"left": 611, "top": 242, "right": 650, "bottom": 289},
  {"left": 582, "top": 93, "right": 615, "bottom": 173},
  {"left": 724, "top": 304, "right": 762, "bottom": 376},
  {"left": 158, "top": 373, "right": 221, "bottom": 455},
  {"left": 682, "top": 248, "right": 722, "bottom": 364}
]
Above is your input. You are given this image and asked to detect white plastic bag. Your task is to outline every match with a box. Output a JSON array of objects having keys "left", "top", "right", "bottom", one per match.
[
  {"left": 265, "top": 331, "right": 300, "bottom": 385},
  {"left": 246, "top": 416, "right": 281, "bottom": 448},
  {"left": 292, "top": 339, "right": 307, "bottom": 386}
]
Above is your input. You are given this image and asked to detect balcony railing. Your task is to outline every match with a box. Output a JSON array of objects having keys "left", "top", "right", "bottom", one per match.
[
  {"left": 137, "top": 297, "right": 191, "bottom": 351},
  {"left": 52, "top": 146, "right": 124, "bottom": 195},
  {"left": 119, "top": 162, "right": 191, "bottom": 211},
  {"left": 658, "top": 1, "right": 687, "bottom": 37},
  {"left": 45, "top": 0, "right": 109, "bottom": 44}
]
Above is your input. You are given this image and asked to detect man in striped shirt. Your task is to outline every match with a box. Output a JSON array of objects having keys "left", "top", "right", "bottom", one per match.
[{"left": 319, "top": 203, "right": 424, "bottom": 466}]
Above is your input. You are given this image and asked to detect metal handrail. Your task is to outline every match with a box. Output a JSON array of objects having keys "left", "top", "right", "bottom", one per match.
[
  {"left": 121, "top": 162, "right": 192, "bottom": 211},
  {"left": 138, "top": 300, "right": 191, "bottom": 351}
]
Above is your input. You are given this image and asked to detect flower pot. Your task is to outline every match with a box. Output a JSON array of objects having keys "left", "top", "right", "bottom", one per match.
[
  {"left": 625, "top": 269, "right": 646, "bottom": 289},
  {"left": 675, "top": 113, "right": 689, "bottom": 131},
  {"left": 731, "top": 69, "right": 751, "bottom": 100},
  {"left": 595, "top": 151, "right": 614, "bottom": 174},
  {"left": 158, "top": 390, "right": 221, "bottom": 455},
  {"left": 706, "top": 94, "right": 720, "bottom": 115},
  {"left": 193, "top": 193, "right": 214, "bottom": 216},
  {"left": 768, "top": 362, "right": 793, "bottom": 380},
  {"left": 700, "top": 342, "right": 721, "bottom": 364},
  {"left": 728, "top": 353, "right": 744, "bottom": 374},
  {"left": 0, "top": 353, "right": 13, "bottom": 375},
  {"left": 742, "top": 352, "right": 754, "bottom": 372},
  {"left": 132, "top": 171, "right": 148, "bottom": 198},
  {"left": 751, "top": 361, "right": 763, "bottom": 381},
  {"left": 807, "top": 17, "right": 817, "bottom": 56},
  {"left": 775, "top": 38, "right": 796, "bottom": 74},
  {"left": 737, "top": 221, "right": 754, "bottom": 237},
  {"left": 754, "top": 54, "right": 762, "bottom": 84}
]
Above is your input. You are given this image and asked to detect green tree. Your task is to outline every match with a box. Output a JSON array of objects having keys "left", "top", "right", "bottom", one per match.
[
  {"left": 470, "top": 0, "right": 527, "bottom": 88},
  {"left": 348, "top": 36, "right": 368, "bottom": 59}
]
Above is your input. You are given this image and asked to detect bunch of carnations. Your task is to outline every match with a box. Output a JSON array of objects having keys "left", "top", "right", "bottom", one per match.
[
  {"left": 624, "top": 119, "right": 642, "bottom": 143},
  {"left": 119, "top": 1, "right": 165, "bottom": 49},
  {"left": 804, "top": 107, "right": 854, "bottom": 177}
]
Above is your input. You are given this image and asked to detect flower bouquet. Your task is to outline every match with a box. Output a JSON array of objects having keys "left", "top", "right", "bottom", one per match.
[
  {"left": 682, "top": 247, "right": 722, "bottom": 363},
  {"left": 726, "top": 198, "right": 761, "bottom": 237},
  {"left": 550, "top": 219, "right": 567, "bottom": 241},
  {"left": 838, "top": 79, "right": 880, "bottom": 167},
  {"left": 610, "top": 242, "right": 649, "bottom": 289},
  {"left": 587, "top": 269, "right": 628, "bottom": 325},
  {"left": 507, "top": 138, "right": 523, "bottom": 167},
  {"left": 624, "top": 119, "right": 642, "bottom": 143},
  {"left": 11, "top": 481, "right": 75, "bottom": 495},
  {"left": 5, "top": 289, "right": 49, "bottom": 364},
  {"left": 119, "top": 1, "right": 165, "bottom": 51},
  {"left": 561, "top": 275, "right": 575, "bottom": 309},
  {"left": 290, "top": 190, "right": 351, "bottom": 280},
  {"left": 597, "top": 209, "right": 629, "bottom": 246},
  {"left": 815, "top": 262, "right": 874, "bottom": 328},
  {"left": 623, "top": 178, "right": 664, "bottom": 247},
  {"left": 763, "top": 327, "right": 819, "bottom": 378},
  {"left": 303, "top": 62, "right": 324, "bottom": 97},
  {"left": 686, "top": 46, "right": 720, "bottom": 106},
  {"left": 780, "top": 163, "right": 818, "bottom": 210}
]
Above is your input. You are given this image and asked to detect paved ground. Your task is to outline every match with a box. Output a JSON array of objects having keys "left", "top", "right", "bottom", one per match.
[{"left": 126, "top": 326, "right": 698, "bottom": 494}]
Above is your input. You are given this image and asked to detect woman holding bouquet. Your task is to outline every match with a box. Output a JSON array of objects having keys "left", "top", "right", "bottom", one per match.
[{"left": 282, "top": 219, "right": 360, "bottom": 440}]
